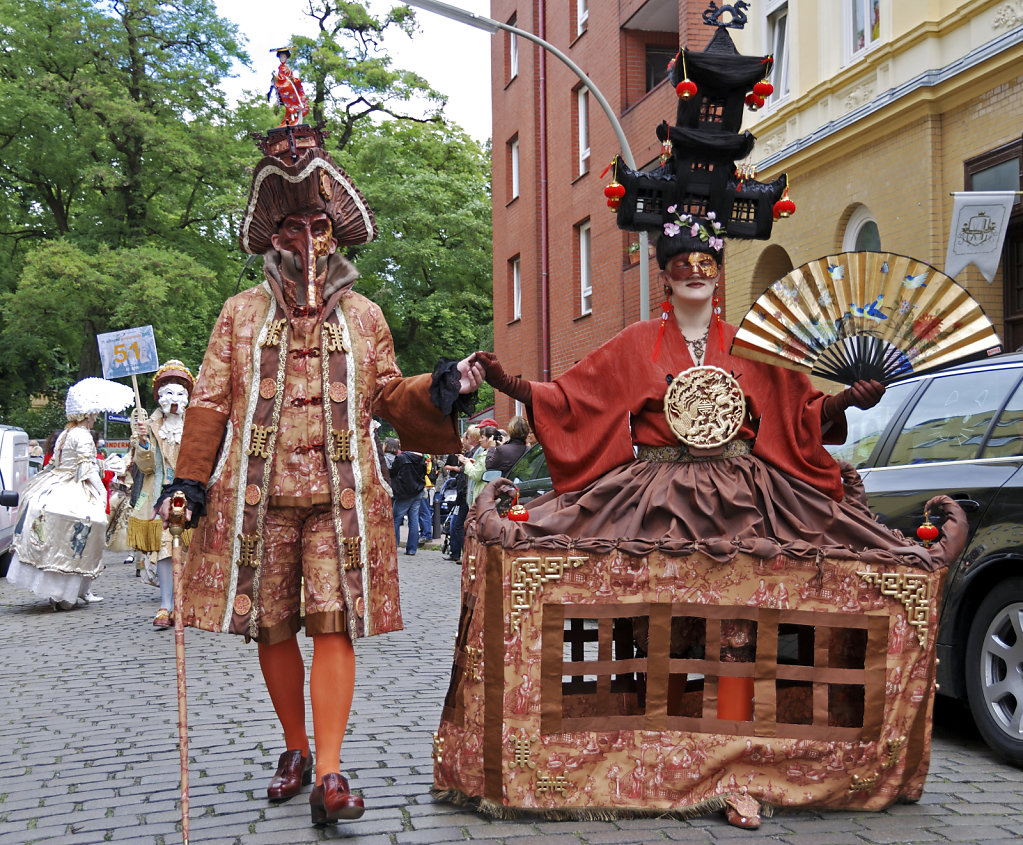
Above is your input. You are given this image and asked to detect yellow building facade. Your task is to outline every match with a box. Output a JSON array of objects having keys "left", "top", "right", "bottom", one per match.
[{"left": 729, "top": 0, "right": 1023, "bottom": 348}]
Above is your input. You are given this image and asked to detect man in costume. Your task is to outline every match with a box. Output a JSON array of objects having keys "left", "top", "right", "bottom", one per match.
[
  {"left": 127, "top": 360, "right": 194, "bottom": 628},
  {"left": 267, "top": 46, "right": 309, "bottom": 127},
  {"left": 157, "top": 124, "right": 483, "bottom": 826}
]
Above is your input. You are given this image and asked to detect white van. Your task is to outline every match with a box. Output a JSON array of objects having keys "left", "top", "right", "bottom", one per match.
[{"left": 0, "top": 425, "right": 30, "bottom": 575}]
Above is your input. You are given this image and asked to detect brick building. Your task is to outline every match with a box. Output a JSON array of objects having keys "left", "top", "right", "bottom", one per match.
[{"left": 489, "top": 0, "right": 1023, "bottom": 423}]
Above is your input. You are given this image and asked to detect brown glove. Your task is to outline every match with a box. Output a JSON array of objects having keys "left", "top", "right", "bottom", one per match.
[
  {"left": 474, "top": 351, "right": 533, "bottom": 407},
  {"left": 822, "top": 379, "right": 885, "bottom": 421}
]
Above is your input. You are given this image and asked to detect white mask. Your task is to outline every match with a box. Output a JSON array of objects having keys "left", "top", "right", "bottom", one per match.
[{"left": 158, "top": 383, "right": 190, "bottom": 417}]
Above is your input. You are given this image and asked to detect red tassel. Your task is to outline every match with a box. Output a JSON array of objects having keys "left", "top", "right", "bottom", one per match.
[
  {"left": 714, "top": 293, "right": 725, "bottom": 352},
  {"left": 653, "top": 300, "right": 673, "bottom": 361}
]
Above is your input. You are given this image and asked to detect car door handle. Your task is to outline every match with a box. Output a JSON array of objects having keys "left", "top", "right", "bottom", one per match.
[{"left": 949, "top": 494, "right": 981, "bottom": 512}]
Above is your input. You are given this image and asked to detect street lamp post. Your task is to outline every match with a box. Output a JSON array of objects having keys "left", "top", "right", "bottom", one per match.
[{"left": 406, "top": 0, "right": 652, "bottom": 322}]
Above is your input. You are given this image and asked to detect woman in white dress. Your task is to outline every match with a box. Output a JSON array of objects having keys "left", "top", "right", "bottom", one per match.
[{"left": 6, "top": 378, "right": 133, "bottom": 609}]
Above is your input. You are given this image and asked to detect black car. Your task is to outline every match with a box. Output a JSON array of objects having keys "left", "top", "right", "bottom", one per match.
[
  {"left": 506, "top": 442, "right": 552, "bottom": 504},
  {"left": 506, "top": 354, "right": 1023, "bottom": 766},
  {"left": 828, "top": 351, "right": 1023, "bottom": 766}
]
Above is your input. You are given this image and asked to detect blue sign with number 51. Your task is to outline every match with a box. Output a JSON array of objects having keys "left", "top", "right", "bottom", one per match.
[{"left": 97, "top": 325, "right": 159, "bottom": 379}]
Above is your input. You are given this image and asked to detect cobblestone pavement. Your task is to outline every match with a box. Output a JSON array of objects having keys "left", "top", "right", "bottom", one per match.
[{"left": 1, "top": 541, "right": 1021, "bottom": 845}]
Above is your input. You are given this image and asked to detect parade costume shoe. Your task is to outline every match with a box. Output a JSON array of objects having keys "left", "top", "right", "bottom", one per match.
[
  {"left": 309, "top": 772, "right": 365, "bottom": 824},
  {"left": 153, "top": 609, "right": 172, "bottom": 629},
  {"left": 267, "top": 749, "right": 313, "bottom": 802},
  {"left": 724, "top": 793, "right": 761, "bottom": 830}
]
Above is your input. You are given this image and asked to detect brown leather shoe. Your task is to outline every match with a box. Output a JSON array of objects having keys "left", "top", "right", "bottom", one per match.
[
  {"left": 310, "top": 772, "right": 365, "bottom": 824},
  {"left": 267, "top": 749, "right": 313, "bottom": 802}
]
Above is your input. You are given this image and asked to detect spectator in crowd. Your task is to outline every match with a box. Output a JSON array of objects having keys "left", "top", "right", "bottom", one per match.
[
  {"left": 383, "top": 437, "right": 399, "bottom": 470},
  {"left": 486, "top": 415, "right": 530, "bottom": 477},
  {"left": 460, "top": 425, "right": 499, "bottom": 507},
  {"left": 418, "top": 454, "right": 436, "bottom": 544},
  {"left": 444, "top": 426, "right": 479, "bottom": 561},
  {"left": 389, "top": 447, "right": 427, "bottom": 555}
]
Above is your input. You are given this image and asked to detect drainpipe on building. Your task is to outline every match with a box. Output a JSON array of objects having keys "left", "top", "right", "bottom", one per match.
[{"left": 538, "top": 2, "right": 551, "bottom": 381}]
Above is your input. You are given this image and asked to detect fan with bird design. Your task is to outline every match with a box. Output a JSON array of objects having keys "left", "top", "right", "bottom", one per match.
[{"left": 730, "top": 251, "right": 1002, "bottom": 386}]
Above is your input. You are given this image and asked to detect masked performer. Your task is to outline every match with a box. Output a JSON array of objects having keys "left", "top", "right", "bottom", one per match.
[
  {"left": 127, "top": 361, "right": 194, "bottom": 628},
  {"left": 156, "top": 125, "right": 483, "bottom": 826},
  {"left": 267, "top": 46, "right": 309, "bottom": 127},
  {"left": 7, "top": 378, "right": 134, "bottom": 609},
  {"left": 440, "top": 11, "right": 969, "bottom": 830}
]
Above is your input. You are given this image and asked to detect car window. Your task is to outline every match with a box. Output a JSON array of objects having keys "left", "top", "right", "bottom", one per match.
[
  {"left": 981, "top": 372, "right": 1023, "bottom": 458},
  {"left": 886, "top": 369, "right": 1015, "bottom": 466},
  {"left": 509, "top": 444, "right": 547, "bottom": 483},
  {"left": 827, "top": 381, "right": 914, "bottom": 469}
]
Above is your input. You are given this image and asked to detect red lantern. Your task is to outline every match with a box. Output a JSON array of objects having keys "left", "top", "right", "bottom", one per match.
[
  {"left": 916, "top": 515, "right": 940, "bottom": 545},
  {"left": 603, "top": 181, "right": 625, "bottom": 200},
  {"left": 604, "top": 180, "right": 625, "bottom": 212},
  {"left": 773, "top": 187, "right": 796, "bottom": 219},
  {"left": 508, "top": 503, "right": 529, "bottom": 522},
  {"left": 676, "top": 79, "right": 697, "bottom": 100},
  {"left": 753, "top": 79, "right": 774, "bottom": 97},
  {"left": 745, "top": 93, "right": 765, "bottom": 111}
]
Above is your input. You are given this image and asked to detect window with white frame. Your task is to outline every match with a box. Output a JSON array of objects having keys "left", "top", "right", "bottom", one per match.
[
  {"left": 511, "top": 256, "right": 522, "bottom": 320},
  {"left": 509, "top": 136, "right": 520, "bottom": 200},
  {"left": 577, "top": 0, "right": 588, "bottom": 37},
  {"left": 578, "top": 220, "right": 592, "bottom": 314},
  {"left": 509, "top": 28, "right": 518, "bottom": 79},
  {"left": 515, "top": 399, "right": 525, "bottom": 418},
  {"left": 842, "top": 205, "right": 881, "bottom": 252},
  {"left": 847, "top": 0, "right": 880, "bottom": 58},
  {"left": 766, "top": 1, "right": 789, "bottom": 104},
  {"left": 577, "top": 87, "right": 590, "bottom": 176}
]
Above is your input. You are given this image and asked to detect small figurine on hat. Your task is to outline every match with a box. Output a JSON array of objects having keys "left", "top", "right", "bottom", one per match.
[{"left": 268, "top": 46, "right": 310, "bottom": 127}]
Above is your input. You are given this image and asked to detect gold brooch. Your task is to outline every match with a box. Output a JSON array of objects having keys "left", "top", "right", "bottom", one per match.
[{"left": 663, "top": 365, "right": 745, "bottom": 448}]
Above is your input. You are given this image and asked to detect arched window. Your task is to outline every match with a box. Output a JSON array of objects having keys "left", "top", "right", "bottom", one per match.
[{"left": 843, "top": 206, "right": 881, "bottom": 252}]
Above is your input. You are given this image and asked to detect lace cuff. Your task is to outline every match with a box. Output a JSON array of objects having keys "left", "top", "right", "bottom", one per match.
[
  {"left": 429, "top": 357, "right": 477, "bottom": 417},
  {"left": 154, "top": 478, "right": 207, "bottom": 528}
]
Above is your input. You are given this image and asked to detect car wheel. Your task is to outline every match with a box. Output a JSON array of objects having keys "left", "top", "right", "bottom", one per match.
[{"left": 965, "top": 577, "right": 1023, "bottom": 767}]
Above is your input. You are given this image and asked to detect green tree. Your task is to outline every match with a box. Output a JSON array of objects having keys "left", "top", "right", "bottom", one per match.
[
  {"left": 289, "top": 1, "right": 445, "bottom": 150},
  {"left": 0, "top": 240, "right": 222, "bottom": 418},
  {"left": 338, "top": 119, "right": 493, "bottom": 377}
]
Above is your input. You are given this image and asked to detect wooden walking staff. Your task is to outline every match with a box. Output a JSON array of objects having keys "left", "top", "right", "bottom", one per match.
[{"left": 168, "top": 491, "right": 191, "bottom": 844}]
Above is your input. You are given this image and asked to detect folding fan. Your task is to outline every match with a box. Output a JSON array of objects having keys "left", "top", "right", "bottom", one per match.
[{"left": 730, "top": 251, "right": 1003, "bottom": 386}]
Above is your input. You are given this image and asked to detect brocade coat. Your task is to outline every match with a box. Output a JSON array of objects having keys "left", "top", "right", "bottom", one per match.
[{"left": 176, "top": 257, "right": 460, "bottom": 642}]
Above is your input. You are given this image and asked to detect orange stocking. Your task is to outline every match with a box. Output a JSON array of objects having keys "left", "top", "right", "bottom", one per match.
[
  {"left": 257, "top": 636, "right": 310, "bottom": 757},
  {"left": 310, "top": 632, "right": 356, "bottom": 784}
]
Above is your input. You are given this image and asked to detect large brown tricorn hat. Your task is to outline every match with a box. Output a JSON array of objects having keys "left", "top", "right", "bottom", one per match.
[{"left": 239, "top": 126, "right": 377, "bottom": 255}]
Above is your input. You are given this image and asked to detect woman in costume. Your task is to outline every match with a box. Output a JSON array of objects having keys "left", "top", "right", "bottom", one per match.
[
  {"left": 6, "top": 377, "right": 134, "bottom": 609},
  {"left": 476, "top": 220, "right": 964, "bottom": 571},
  {"left": 472, "top": 219, "right": 968, "bottom": 828}
]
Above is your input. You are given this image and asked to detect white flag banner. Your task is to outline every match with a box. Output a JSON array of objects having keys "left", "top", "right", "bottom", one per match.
[{"left": 945, "top": 191, "right": 1016, "bottom": 282}]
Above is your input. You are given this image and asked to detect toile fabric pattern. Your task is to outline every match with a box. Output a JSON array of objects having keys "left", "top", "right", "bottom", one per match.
[
  {"left": 433, "top": 480, "right": 961, "bottom": 819},
  {"left": 175, "top": 254, "right": 460, "bottom": 644}
]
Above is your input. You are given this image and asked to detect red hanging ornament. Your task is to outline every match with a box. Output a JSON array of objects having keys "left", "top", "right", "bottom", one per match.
[
  {"left": 676, "top": 51, "right": 697, "bottom": 100},
  {"left": 676, "top": 79, "right": 697, "bottom": 100},
  {"left": 604, "top": 181, "right": 625, "bottom": 211},
  {"left": 916, "top": 512, "right": 939, "bottom": 545},
  {"left": 773, "top": 182, "right": 796, "bottom": 219},
  {"left": 745, "top": 93, "right": 765, "bottom": 111},
  {"left": 753, "top": 79, "right": 774, "bottom": 97},
  {"left": 508, "top": 503, "right": 529, "bottom": 522}
]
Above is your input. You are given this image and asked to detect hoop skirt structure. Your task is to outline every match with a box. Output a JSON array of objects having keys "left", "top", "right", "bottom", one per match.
[
  {"left": 433, "top": 318, "right": 968, "bottom": 820},
  {"left": 6, "top": 427, "right": 107, "bottom": 607}
]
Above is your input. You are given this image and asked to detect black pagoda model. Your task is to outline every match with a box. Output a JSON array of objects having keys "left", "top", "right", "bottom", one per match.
[{"left": 613, "top": 1, "right": 787, "bottom": 240}]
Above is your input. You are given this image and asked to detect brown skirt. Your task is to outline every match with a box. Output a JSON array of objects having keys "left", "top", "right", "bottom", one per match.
[{"left": 470, "top": 449, "right": 967, "bottom": 571}]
